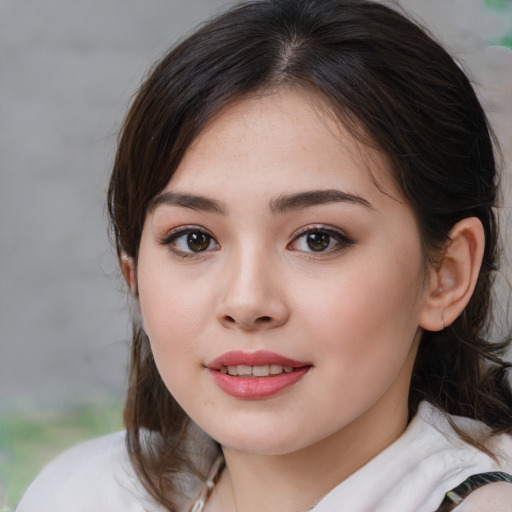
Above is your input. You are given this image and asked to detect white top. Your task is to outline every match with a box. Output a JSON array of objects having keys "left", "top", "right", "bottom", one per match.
[{"left": 16, "top": 402, "right": 512, "bottom": 512}]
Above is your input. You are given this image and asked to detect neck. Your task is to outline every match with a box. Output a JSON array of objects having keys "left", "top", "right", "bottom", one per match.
[{"left": 208, "top": 393, "right": 409, "bottom": 512}]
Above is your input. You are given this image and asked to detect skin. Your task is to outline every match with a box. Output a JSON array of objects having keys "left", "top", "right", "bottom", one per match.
[
  {"left": 128, "top": 89, "right": 484, "bottom": 512},
  {"left": 453, "top": 483, "right": 512, "bottom": 511}
]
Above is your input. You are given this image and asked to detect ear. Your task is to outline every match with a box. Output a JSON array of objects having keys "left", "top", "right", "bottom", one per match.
[
  {"left": 120, "top": 253, "right": 137, "bottom": 296},
  {"left": 419, "top": 217, "right": 485, "bottom": 331}
]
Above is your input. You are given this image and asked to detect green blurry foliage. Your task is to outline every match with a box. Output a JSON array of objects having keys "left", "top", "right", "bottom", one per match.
[{"left": 0, "top": 403, "right": 123, "bottom": 510}]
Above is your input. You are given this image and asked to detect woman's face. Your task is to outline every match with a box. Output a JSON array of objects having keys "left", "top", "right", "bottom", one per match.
[{"left": 135, "top": 89, "right": 432, "bottom": 455}]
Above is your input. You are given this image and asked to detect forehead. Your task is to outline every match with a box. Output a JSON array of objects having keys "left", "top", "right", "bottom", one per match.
[{"left": 167, "top": 88, "right": 401, "bottom": 205}]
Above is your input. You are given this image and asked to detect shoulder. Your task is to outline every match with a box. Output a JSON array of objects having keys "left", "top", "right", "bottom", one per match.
[
  {"left": 418, "top": 402, "right": 512, "bottom": 471},
  {"left": 454, "top": 482, "right": 512, "bottom": 512},
  {"left": 16, "top": 431, "right": 163, "bottom": 512}
]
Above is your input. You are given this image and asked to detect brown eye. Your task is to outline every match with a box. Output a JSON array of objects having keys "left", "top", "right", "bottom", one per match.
[
  {"left": 306, "top": 231, "right": 331, "bottom": 252},
  {"left": 289, "top": 226, "right": 354, "bottom": 254},
  {"left": 186, "top": 231, "right": 212, "bottom": 252},
  {"left": 161, "top": 228, "right": 218, "bottom": 255}
]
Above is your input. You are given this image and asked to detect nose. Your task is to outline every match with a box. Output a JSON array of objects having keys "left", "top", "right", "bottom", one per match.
[{"left": 215, "top": 249, "right": 290, "bottom": 331}]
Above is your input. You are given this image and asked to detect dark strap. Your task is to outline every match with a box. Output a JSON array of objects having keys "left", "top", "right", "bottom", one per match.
[{"left": 434, "top": 472, "right": 512, "bottom": 512}]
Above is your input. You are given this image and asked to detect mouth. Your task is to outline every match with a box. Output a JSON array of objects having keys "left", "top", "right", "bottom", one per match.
[
  {"left": 206, "top": 350, "right": 312, "bottom": 399},
  {"left": 207, "top": 349, "right": 310, "bottom": 371},
  {"left": 219, "top": 364, "right": 297, "bottom": 377}
]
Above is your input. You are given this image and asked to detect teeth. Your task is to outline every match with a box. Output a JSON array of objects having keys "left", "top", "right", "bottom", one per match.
[
  {"left": 237, "top": 365, "right": 252, "bottom": 376},
  {"left": 270, "top": 364, "right": 283, "bottom": 375},
  {"left": 220, "top": 364, "right": 293, "bottom": 377},
  {"left": 252, "top": 365, "right": 270, "bottom": 377}
]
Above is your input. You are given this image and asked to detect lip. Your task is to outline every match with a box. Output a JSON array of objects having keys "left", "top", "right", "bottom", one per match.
[
  {"left": 206, "top": 350, "right": 312, "bottom": 400},
  {"left": 206, "top": 350, "right": 309, "bottom": 370}
]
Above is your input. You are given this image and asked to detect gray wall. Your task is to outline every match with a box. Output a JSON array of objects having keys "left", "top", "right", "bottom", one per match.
[
  {"left": 1, "top": 0, "right": 511, "bottom": 412},
  {"left": 0, "top": 0, "right": 229, "bottom": 411}
]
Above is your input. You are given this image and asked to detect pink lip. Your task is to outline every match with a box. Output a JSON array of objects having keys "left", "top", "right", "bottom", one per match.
[
  {"left": 206, "top": 350, "right": 311, "bottom": 400},
  {"left": 206, "top": 350, "right": 309, "bottom": 370}
]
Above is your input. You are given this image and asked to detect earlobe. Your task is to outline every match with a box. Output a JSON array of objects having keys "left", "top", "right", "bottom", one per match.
[
  {"left": 120, "top": 253, "right": 138, "bottom": 296},
  {"left": 419, "top": 217, "right": 485, "bottom": 332}
]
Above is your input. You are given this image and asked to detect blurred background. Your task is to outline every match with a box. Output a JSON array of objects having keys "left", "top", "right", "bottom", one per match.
[{"left": 0, "top": 0, "right": 511, "bottom": 508}]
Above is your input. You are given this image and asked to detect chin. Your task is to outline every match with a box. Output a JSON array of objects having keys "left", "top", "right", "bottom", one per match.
[
  {"left": 205, "top": 422, "right": 323, "bottom": 456},
  {"left": 221, "top": 438, "right": 301, "bottom": 456}
]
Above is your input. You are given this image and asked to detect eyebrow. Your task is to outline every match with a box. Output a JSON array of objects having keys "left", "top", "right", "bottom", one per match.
[
  {"left": 150, "top": 192, "right": 228, "bottom": 215},
  {"left": 150, "top": 188, "right": 373, "bottom": 216},
  {"left": 269, "top": 189, "right": 373, "bottom": 214}
]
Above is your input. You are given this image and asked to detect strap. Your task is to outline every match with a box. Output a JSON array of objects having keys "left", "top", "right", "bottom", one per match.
[
  {"left": 189, "top": 454, "right": 225, "bottom": 512},
  {"left": 434, "top": 471, "right": 512, "bottom": 512}
]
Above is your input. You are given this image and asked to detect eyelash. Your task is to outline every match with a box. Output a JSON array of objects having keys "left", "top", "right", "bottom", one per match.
[
  {"left": 159, "top": 225, "right": 219, "bottom": 258},
  {"left": 288, "top": 225, "right": 354, "bottom": 255},
  {"left": 159, "top": 225, "right": 354, "bottom": 258}
]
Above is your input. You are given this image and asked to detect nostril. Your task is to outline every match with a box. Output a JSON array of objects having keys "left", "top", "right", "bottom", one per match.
[{"left": 219, "top": 312, "right": 285, "bottom": 330}]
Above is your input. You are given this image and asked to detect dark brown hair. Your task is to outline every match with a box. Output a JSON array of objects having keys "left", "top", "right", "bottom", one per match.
[{"left": 107, "top": 0, "right": 512, "bottom": 508}]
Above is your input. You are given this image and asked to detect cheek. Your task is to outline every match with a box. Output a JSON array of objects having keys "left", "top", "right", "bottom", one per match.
[
  {"left": 136, "top": 258, "right": 208, "bottom": 360},
  {"left": 299, "top": 255, "right": 424, "bottom": 369},
  {"left": 137, "top": 239, "right": 207, "bottom": 323},
  {"left": 137, "top": 276, "right": 207, "bottom": 403}
]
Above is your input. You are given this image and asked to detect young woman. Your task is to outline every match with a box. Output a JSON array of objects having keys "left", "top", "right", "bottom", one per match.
[{"left": 17, "top": 1, "right": 512, "bottom": 511}]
